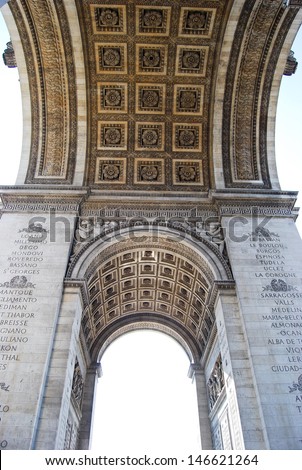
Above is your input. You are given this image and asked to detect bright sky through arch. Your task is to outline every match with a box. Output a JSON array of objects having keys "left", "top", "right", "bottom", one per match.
[{"left": 90, "top": 330, "right": 202, "bottom": 453}]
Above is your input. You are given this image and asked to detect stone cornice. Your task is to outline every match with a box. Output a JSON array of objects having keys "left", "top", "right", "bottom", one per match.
[
  {"left": 0, "top": 188, "right": 88, "bottom": 213},
  {"left": 0, "top": 186, "right": 299, "bottom": 217},
  {"left": 212, "top": 189, "right": 298, "bottom": 217},
  {"left": 63, "top": 278, "right": 89, "bottom": 310}
]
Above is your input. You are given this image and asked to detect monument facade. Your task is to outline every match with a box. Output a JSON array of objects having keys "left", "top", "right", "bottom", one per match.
[{"left": 0, "top": 0, "right": 302, "bottom": 450}]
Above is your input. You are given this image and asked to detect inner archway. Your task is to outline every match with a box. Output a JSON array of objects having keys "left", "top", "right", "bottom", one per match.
[{"left": 90, "top": 330, "right": 201, "bottom": 453}]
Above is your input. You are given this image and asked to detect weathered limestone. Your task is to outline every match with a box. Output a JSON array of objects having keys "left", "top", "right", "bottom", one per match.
[
  {"left": 0, "top": 209, "right": 76, "bottom": 449},
  {"left": 223, "top": 215, "right": 302, "bottom": 449}
]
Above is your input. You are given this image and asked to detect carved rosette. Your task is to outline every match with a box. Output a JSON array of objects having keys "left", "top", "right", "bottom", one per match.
[
  {"left": 95, "top": 158, "right": 126, "bottom": 184},
  {"left": 72, "top": 359, "right": 84, "bottom": 409},
  {"left": 179, "top": 7, "right": 216, "bottom": 38},
  {"left": 135, "top": 123, "right": 165, "bottom": 151},
  {"left": 175, "top": 45, "right": 209, "bottom": 77},
  {"left": 136, "top": 44, "right": 168, "bottom": 74},
  {"left": 135, "top": 160, "right": 164, "bottom": 184},
  {"left": 97, "top": 121, "right": 128, "bottom": 150},
  {"left": 173, "top": 124, "right": 202, "bottom": 152},
  {"left": 173, "top": 161, "right": 203, "bottom": 185},
  {"left": 92, "top": 5, "right": 127, "bottom": 34},
  {"left": 136, "top": 7, "right": 171, "bottom": 36},
  {"left": 136, "top": 84, "right": 166, "bottom": 114},
  {"left": 173, "top": 85, "right": 204, "bottom": 115}
]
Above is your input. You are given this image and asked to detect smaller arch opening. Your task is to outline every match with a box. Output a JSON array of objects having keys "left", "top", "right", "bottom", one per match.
[{"left": 90, "top": 330, "right": 202, "bottom": 453}]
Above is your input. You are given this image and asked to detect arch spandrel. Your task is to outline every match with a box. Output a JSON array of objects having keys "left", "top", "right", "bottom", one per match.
[{"left": 3, "top": 0, "right": 301, "bottom": 190}]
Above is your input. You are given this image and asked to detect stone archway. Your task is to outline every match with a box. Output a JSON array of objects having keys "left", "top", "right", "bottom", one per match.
[
  {"left": 1, "top": 0, "right": 302, "bottom": 452},
  {"left": 44, "top": 228, "right": 232, "bottom": 450}
]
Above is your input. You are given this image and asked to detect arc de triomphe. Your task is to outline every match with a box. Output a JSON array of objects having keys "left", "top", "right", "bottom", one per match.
[{"left": 1, "top": 0, "right": 302, "bottom": 450}]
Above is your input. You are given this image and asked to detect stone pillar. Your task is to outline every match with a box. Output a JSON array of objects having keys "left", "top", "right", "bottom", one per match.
[
  {"left": 213, "top": 282, "right": 268, "bottom": 449},
  {"left": 189, "top": 364, "right": 213, "bottom": 450},
  {"left": 0, "top": 190, "right": 82, "bottom": 449},
  {"left": 34, "top": 284, "right": 84, "bottom": 449},
  {"left": 223, "top": 214, "right": 302, "bottom": 449},
  {"left": 78, "top": 363, "right": 101, "bottom": 450}
]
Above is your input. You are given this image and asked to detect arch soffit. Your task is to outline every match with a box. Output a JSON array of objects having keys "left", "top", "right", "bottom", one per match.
[
  {"left": 3, "top": 1, "right": 301, "bottom": 190},
  {"left": 68, "top": 225, "right": 232, "bottom": 282},
  {"left": 69, "top": 228, "right": 230, "bottom": 365},
  {"left": 220, "top": 0, "right": 301, "bottom": 190}
]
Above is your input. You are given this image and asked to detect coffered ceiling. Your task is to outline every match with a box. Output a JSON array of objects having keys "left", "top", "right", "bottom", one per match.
[
  {"left": 5, "top": 1, "right": 301, "bottom": 190},
  {"left": 76, "top": 0, "right": 226, "bottom": 191}
]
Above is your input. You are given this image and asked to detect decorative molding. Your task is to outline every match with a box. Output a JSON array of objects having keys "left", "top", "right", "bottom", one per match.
[
  {"left": 222, "top": 0, "right": 297, "bottom": 188},
  {"left": 218, "top": 203, "right": 295, "bottom": 217},
  {"left": 10, "top": 0, "right": 78, "bottom": 183},
  {"left": 66, "top": 220, "right": 233, "bottom": 281},
  {"left": 0, "top": 191, "right": 86, "bottom": 212}
]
